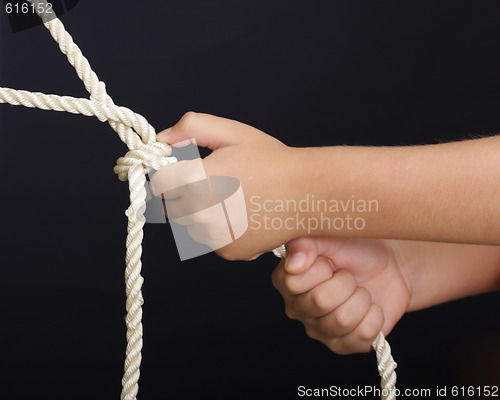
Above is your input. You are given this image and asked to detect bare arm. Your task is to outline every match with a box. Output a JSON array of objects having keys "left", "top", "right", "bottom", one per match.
[
  {"left": 392, "top": 240, "right": 500, "bottom": 311},
  {"left": 154, "top": 112, "right": 500, "bottom": 260},
  {"left": 293, "top": 135, "right": 500, "bottom": 245}
]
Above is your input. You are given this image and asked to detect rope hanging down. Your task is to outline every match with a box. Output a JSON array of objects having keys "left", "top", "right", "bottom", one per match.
[
  {"left": 0, "top": 2, "right": 397, "bottom": 399},
  {"left": 1, "top": 2, "right": 176, "bottom": 399}
]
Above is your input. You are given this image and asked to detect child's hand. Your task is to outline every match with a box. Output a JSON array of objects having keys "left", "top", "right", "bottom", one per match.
[
  {"left": 272, "top": 237, "right": 411, "bottom": 354},
  {"left": 151, "top": 112, "right": 303, "bottom": 260}
]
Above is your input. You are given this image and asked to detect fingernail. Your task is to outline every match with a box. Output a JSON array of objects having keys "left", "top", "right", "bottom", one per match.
[
  {"left": 285, "top": 252, "right": 306, "bottom": 272},
  {"left": 157, "top": 128, "right": 172, "bottom": 139},
  {"left": 327, "top": 258, "right": 336, "bottom": 271}
]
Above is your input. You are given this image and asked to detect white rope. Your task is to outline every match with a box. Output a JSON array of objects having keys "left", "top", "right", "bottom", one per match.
[
  {"left": 272, "top": 244, "right": 398, "bottom": 400},
  {"left": 0, "top": 2, "right": 397, "bottom": 399},
  {"left": 0, "top": 2, "right": 175, "bottom": 399}
]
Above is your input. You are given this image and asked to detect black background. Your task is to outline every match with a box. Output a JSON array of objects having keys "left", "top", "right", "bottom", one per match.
[{"left": 1, "top": 1, "right": 499, "bottom": 399}]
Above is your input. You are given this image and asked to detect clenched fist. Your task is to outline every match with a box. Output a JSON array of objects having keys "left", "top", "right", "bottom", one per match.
[{"left": 272, "top": 237, "right": 411, "bottom": 354}]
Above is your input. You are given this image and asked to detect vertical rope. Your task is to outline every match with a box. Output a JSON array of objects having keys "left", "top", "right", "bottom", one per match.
[
  {"left": 121, "top": 164, "right": 147, "bottom": 400},
  {"left": 1, "top": 2, "right": 398, "bottom": 399},
  {"left": 23, "top": 2, "right": 172, "bottom": 399}
]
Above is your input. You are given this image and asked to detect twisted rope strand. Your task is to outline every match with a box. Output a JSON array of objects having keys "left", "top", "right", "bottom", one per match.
[
  {"left": 1, "top": 2, "right": 398, "bottom": 399},
  {"left": 12, "top": 2, "right": 175, "bottom": 399},
  {"left": 29, "top": 0, "right": 135, "bottom": 146}
]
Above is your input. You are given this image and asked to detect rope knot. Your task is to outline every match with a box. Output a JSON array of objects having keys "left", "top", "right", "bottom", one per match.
[{"left": 114, "top": 141, "right": 177, "bottom": 181}]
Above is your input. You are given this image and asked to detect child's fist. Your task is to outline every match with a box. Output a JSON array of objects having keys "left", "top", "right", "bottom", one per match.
[{"left": 272, "top": 237, "right": 411, "bottom": 354}]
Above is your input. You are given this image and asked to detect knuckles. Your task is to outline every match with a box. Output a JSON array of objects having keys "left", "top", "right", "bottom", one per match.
[
  {"left": 305, "top": 326, "right": 320, "bottom": 341},
  {"left": 284, "top": 304, "right": 298, "bottom": 320},
  {"left": 177, "top": 111, "right": 197, "bottom": 131},
  {"left": 271, "top": 267, "right": 280, "bottom": 289},
  {"left": 215, "top": 248, "right": 239, "bottom": 261},
  {"left": 284, "top": 274, "right": 303, "bottom": 295},
  {"left": 358, "top": 305, "right": 384, "bottom": 343},
  {"left": 333, "top": 308, "right": 356, "bottom": 331},
  {"left": 215, "top": 245, "right": 258, "bottom": 261},
  {"left": 311, "top": 289, "right": 333, "bottom": 315},
  {"left": 337, "top": 270, "right": 357, "bottom": 293},
  {"left": 358, "top": 322, "right": 379, "bottom": 343},
  {"left": 327, "top": 341, "right": 356, "bottom": 355}
]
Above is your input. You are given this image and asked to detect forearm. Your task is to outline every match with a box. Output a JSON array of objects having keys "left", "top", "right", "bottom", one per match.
[
  {"left": 390, "top": 240, "right": 500, "bottom": 311},
  {"left": 291, "top": 135, "right": 500, "bottom": 245}
]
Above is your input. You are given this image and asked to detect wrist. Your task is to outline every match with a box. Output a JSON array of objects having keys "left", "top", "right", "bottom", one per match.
[
  {"left": 276, "top": 145, "right": 314, "bottom": 242},
  {"left": 385, "top": 240, "right": 421, "bottom": 312},
  {"left": 283, "top": 145, "right": 373, "bottom": 238},
  {"left": 390, "top": 241, "right": 500, "bottom": 312},
  {"left": 276, "top": 146, "right": 338, "bottom": 240}
]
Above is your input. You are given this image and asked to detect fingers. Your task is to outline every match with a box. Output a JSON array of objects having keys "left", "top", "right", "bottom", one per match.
[
  {"left": 283, "top": 237, "right": 319, "bottom": 275},
  {"left": 150, "top": 158, "right": 207, "bottom": 198},
  {"left": 313, "top": 287, "right": 371, "bottom": 336},
  {"left": 283, "top": 236, "right": 346, "bottom": 275},
  {"left": 156, "top": 111, "right": 247, "bottom": 150},
  {"left": 272, "top": 256, "right": 335, "bottom": 298},
  {"left": 272, "top": 252, "right": 385, "bottom": 354},
  {"left": 327, "top": 304, "right": 385, "bottom": 354},
  {"left": 299, "top": 276, "right": 384, "bottom": 354},
  {"left": 293, "top": 270, "right": 357, "bottom": 318}
]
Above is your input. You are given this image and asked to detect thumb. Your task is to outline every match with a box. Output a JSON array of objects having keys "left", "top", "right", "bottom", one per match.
[
  {"left": 284, "top": 237, "right": 344, "bottom": 275},
  {"left": 284, "top": 237, "right": 319, "bottom": 275},
  {"left": 156, "top": 111, "right": 244, "bottom": 150}
]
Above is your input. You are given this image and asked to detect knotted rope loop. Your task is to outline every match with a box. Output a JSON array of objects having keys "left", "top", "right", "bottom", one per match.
[{"left": 114, "top": 142, "right": 177, "bottom": 182}]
